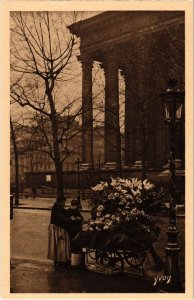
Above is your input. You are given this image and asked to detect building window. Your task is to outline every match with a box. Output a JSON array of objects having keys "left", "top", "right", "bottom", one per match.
[{"left": 46, "top": 174, "right": 51, "bottom": 182}]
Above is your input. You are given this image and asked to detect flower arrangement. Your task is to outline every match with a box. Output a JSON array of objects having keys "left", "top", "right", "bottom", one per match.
[
  {"left": 90, "top": 177, "right": 168, "bottom": 215},
  {"left": 74, "top": 177, "right": 165, "bottom": 251}
]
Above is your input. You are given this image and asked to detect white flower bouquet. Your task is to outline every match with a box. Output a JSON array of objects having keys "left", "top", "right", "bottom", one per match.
[{"left": 74, "top": 177, "right": 165, "bottom": 251}]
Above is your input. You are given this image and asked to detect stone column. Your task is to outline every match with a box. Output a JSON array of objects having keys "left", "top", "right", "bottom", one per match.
[
  {"left": 133, "top": 38, "right": 151, "bottom": 168},
  {"left": 81, "top": 54, "right": 93, "bottom": 169},
  {"left": 122, "top": 67, "right": 138, "bottom": 166},
  {"left": 103, "top": 50, "right": 121, "bottom": 169}
]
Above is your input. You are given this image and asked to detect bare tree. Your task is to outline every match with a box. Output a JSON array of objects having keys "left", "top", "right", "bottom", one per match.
[
  {"left": 10, "top": 117, "right": 20, "bottom": 204},
  {"left": 10, "top": 106, "right": 33, "bottom": 203},
  {"left": 10, "top": 11, "right": 82, "bottom": 201},
  {"left": 10, "top": 108, "right": 33, "bottom": 203}
]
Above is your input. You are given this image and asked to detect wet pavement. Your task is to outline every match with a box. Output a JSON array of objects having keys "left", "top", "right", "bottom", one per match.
[
  {"left": 10, "top": 198, "right": 185, "bottom": 293},
  {"left": 11, "top": 259, "right": 159, "bottom": 293},
  {"left": 11, "top": 209, "right": 90, "bottom": 262}
]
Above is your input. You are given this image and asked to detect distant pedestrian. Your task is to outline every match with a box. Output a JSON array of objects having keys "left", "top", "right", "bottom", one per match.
[
  {"left": 47, "top": 197, "right": 71, "bottom": 267},
  {"left": 32, "top": 187, "right": 36, "bottom": 199}
]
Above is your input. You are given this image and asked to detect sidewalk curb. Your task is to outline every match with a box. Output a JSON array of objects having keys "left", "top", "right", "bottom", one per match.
[
  {"left": 13, "top": 206, "right": 52, "bottom": 211},
  {"left": 11, "top": 257, "right": 53, "bottom": 266},
  {"left": 13, "top": 206, "right": 184, "bottom": 217},
  {"left": 13, "top": 206, "right": 91, "bottom": 213}
]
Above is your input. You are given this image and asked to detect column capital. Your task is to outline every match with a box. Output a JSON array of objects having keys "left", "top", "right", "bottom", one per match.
[
  {"left": 98, "top": 47, "right": 119, "bottom": 71},
  {"left": 77, "top": 53, "right": 93, "bottom": 67},
  {"left": 120, "top": 60, "right": 136, "bottom": 79}
]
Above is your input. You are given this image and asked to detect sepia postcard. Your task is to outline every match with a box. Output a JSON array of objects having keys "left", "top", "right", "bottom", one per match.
[{"left": 0, "top": 0, "right": 193, "bottom": 299}]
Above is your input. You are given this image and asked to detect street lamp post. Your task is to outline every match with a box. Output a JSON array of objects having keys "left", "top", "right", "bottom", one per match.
[
  {"left": 21, "top": 175, "right": 24, "bottom": 194},
  {"left": 10, "top": 194, "right": 14, "bottom": 220},
  {"left": 82, "top": 169, "right": 86, "bottom": 200},
  {"left": 75, "top": 158, "right": 82, "bottom": 209},
  {"left": 160, "top": 79, "right": 185, "bottom": 292}
]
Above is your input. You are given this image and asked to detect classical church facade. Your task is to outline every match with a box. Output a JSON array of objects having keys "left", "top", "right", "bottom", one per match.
[{"left": 68, "top": 11, "right": 185, "bottom": 172}]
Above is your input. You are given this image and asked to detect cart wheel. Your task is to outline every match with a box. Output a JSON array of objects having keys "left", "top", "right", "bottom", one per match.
[
  {"left": 101, "top": 251, "right": 124, "bottom": 271},
  {"left": 95, "top": 250, "right": 107, "bottom": 264},
  {"left": 88, "top": 249, "right": 97, "bottom": 261},
  {"left": 124, "top": 250, "right": 146, "bottom": 267}
]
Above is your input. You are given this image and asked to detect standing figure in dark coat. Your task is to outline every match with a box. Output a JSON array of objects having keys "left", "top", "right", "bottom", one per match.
[
  {"left": 66, "top": 199, "right": 83, "bottom": 253},
  {"left": 32, "top": 186, "right": 36, "bottom": 199},
  {"left": 47, "top": 197, "right": 71, "bottom": 266}
]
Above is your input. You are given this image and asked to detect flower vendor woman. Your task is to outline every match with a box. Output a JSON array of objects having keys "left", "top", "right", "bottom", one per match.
[
  {"left": 47, "top": 197, "right": 71, "bottom": 266},
  {"left": 66, "top": 199, "right": 83, "bottom": 253}
]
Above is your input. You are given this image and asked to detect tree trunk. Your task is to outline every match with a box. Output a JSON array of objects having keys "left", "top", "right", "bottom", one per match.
[
  {"left": 54, "top": 154, "right": 64, "bottom": 201},
  {"left": 10, "top": 119, "right": 19, "bottom": 205},
  {"left": 52, "top": 124, "right": 64, "bottom": 201},
  {"left": 46, "top": 84, "right": 65, "bottom": 202},
  {"left": 51, "top": 112, "right": 64, "bottom": 200}
]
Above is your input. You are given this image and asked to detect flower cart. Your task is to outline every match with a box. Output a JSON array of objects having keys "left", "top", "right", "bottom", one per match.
[{"left": 73, "top": 177, "right": 166, "bottom": 274}]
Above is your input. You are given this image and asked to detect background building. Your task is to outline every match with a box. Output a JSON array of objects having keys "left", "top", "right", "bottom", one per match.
[
  {"left": 10, "top": 11, "right": 185, "bottom": 200},
  {"left": 68, "top": 11, "right": 185, "bottom": 170}
]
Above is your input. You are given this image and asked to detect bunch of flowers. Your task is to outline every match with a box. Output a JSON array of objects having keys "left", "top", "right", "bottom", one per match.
[
  {"left": 74, "top": 177, "right": 164, "bottom": 250},
  {"left": 90, "top": 177, "right": 167, "bottom": 215}
]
